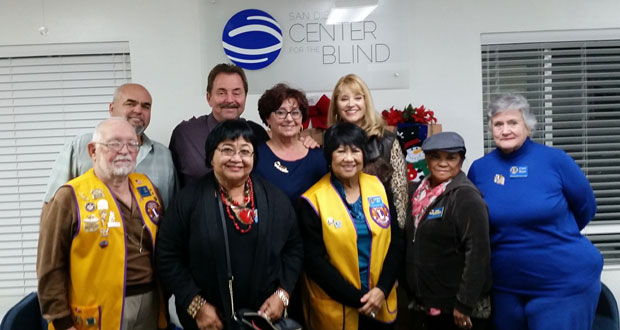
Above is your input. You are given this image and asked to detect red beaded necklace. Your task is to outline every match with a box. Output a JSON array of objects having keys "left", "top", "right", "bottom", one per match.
[{"left": 219, "top": 178, "right": 256, "bottom": 233}]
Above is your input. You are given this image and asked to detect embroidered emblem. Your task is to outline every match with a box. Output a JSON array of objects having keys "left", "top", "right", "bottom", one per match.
[
  {"left": 145, "top": 200, "right": 161, "bottom": 222},
  {"left": 368, "top": 196, "right": 390, "bottom": 228}
]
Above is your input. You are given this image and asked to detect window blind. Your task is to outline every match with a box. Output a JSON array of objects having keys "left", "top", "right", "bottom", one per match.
[
  {"left": 481, "top": 39, "right": 620, "bottom": 262},
  {"left": 0, "top": 42, "right": 131, "bottom": 311}
]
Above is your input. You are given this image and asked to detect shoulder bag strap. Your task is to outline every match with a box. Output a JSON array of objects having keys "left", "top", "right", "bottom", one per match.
[{"left": 216, "top": 192, "right": 238, "bottom": 321}]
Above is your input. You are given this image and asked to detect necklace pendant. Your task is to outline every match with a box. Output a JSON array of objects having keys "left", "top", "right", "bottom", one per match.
[
  {"left": 274, "top": 161, "right": 289, "bottom": 173},
  {"left": 238, "top": 208, "right": 255, "bottom": 225}
]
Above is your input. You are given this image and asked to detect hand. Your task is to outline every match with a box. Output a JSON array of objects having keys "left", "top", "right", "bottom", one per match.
[
  {"left": 299, "top": 134, "right": 320, "bottom": 149},
  {"left": 453, "top": 308, "right": 472, "bottom": 329},
  {"left": 67, "top": 327, "right": 77, "bottom": 330},
  {"left": 258, "top": 291, "right": 286, "bottom": 323},
  {"left": 195, "top": 302, "right": 223, "bottom": 330},
  {"left": 357, "top": 287, "right": 385, "bottom": 318}
]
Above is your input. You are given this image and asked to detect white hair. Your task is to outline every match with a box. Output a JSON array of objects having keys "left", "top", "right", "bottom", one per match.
[
  {"left": 91, "top": 117, "right": 129, "bottom": 143},
  {"left": 487, "top": 93, "right": 537, "bottom": 132}
]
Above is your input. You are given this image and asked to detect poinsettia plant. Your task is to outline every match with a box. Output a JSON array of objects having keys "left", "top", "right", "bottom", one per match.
[{"left": 381, "top": 104, "right": 437, "bottom": 126}]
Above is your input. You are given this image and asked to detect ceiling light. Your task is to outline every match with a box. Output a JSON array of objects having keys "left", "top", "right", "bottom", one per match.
[{"left": 326, "top": 0, "right": 379, "bottom": 25}]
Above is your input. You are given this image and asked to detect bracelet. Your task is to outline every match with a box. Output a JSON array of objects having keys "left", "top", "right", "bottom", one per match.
[
  {"left": 187, "top": 295, "right": 207, "bottom": 319},
  {"left": 274, "top": 289, "right": 289, "bottom": 308}
]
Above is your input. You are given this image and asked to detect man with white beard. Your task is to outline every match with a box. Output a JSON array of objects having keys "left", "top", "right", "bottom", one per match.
[
  {"left": 37, "top": 118, "right": 168, "bottom": 330},
  {"left": 43, "top": 83, "right": 176, "bottom": 209}
]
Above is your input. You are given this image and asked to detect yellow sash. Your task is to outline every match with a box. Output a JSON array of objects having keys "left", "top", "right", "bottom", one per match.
[
  {"left": 49, "top": 168, "right": 166, "bottom": 330},
  {"left": 301, "top": 172, "right": 397, "bottom": 330}
]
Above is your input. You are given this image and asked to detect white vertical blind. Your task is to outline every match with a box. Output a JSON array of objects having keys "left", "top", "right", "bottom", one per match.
[
  {"left": 0, "top": 42, "right": 131, "bottom": 312},
  {"left": 481, "top": 39, "right": 620, "bottom": 263}
]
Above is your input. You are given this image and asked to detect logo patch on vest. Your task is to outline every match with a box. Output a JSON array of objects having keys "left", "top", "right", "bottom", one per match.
[
  {"left": 368, "top": 196, "right": 390, "bottom": 228},
  {"left": 146, "top": 200, "right": 161, "bottom": 222},
  {"left": 137, "top": 186, "right": 151, "bottom": 197},
  {"left": 427, "top": 207, "right": 444, "bottom": 220}
]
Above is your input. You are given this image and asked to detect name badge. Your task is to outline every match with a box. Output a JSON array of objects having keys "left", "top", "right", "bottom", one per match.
[
  {"left": 427, "top": 207, "right": 444, "bottom": 220},
  {"left": 509, "top": 166, "right": 528, "bottom": 178}
]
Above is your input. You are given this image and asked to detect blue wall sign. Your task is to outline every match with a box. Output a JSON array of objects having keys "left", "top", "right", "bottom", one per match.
[{"left": 222, "top": 9, "right": 283, "bottom": 70}]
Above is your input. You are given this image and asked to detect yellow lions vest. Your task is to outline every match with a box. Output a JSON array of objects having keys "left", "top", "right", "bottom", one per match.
[
  {"left": 301, "top": 172, "right": 397, "bottom": 330},
  {"left": 49, "top": 169, "right": 166, "bottom": 330}
]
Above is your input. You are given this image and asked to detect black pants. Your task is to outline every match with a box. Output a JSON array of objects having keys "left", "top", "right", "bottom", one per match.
[
  {"left": 424, "top": 314, "right": 490, "bottom": 330},
  {"left": 359, "top": 315, "right": 395, "bottom": 330}
]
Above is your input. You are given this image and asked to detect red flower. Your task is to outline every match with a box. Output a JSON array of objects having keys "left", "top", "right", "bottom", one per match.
[
  {"left": 382, "top": 103, "right": 437, "bottom": 125},
  {"left": 381, "top": 107, "right": 404, "bottom": 126}
]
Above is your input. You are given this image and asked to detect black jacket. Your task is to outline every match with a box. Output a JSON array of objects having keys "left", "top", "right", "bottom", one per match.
[
  {"left": 156, "top": 173, "right": 303, "bottom": 330},
  {"left": 404, "top": 171, "right": 491, "bottom": 315}
]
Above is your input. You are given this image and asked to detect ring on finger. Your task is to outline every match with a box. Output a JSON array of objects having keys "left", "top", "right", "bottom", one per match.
[{"left": 370, "top": 311, "right": 376, "bottom": 318}]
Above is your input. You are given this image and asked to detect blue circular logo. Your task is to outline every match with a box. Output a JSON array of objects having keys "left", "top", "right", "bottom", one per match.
[{"left": 222, "top": 9, "right": 283, "bottom": 70}]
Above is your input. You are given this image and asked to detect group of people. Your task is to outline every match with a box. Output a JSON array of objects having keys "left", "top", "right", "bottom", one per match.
[{"left": 36, "top": 62, "right": 603, "bottom": 330}]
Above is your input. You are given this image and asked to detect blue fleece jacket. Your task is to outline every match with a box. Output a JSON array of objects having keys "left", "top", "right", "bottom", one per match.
[{"left": 468, "top": 138, "right": 602, "bottom": 296}]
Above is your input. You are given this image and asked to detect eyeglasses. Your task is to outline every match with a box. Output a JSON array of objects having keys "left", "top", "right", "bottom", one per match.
[
  {"left": 96, "top": 141, "right": 140, "bottom": 152},
  {"left": 216, "top": 147, "right": 254, "bottom": 158},
  {"left": 273, "top": 109, "right": 303, "bottom": 120}
]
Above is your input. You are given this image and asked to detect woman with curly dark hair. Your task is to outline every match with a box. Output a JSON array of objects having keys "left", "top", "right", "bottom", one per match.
[{"left": 254, "top": 83, "right": 327, "bottom": 204}]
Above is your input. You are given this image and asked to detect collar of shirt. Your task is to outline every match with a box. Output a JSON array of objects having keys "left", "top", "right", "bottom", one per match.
[{"left": 136, "top": 133, "right": 154, "bottom": 165}]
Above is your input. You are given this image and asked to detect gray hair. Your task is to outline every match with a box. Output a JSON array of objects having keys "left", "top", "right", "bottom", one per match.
[
  {"left": 91, "top": 117, "right": 128, "bottom": 143},
  {"left": 112, "top": 84, "right": 128, "bottom": 104},
  {"left": 487, "top": 93, "right": 537, "bottom": 131},
  {"left": 112, "top": 83, "right": 148, "bottom": 103}
]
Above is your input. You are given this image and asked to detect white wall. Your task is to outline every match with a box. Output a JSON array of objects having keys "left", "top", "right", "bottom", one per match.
[
  {"left": 0, "top": 0, "right": 207, "bottom": 147},
  {"left": 2, "top": 0, "right": 620, "bottom": 317}
]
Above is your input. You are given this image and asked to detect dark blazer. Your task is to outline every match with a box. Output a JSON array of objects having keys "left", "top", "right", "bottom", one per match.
[
  {"left": 156, "top": 172, "right": 303, "bottom": 330},
  {"left": 405, "top": 171, "right": 491, "bottom": 316}
]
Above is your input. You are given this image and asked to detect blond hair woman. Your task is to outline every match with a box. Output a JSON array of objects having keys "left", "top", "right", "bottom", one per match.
[{"left": 328, "top": 74, "right": 408, "bottom": 228}]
